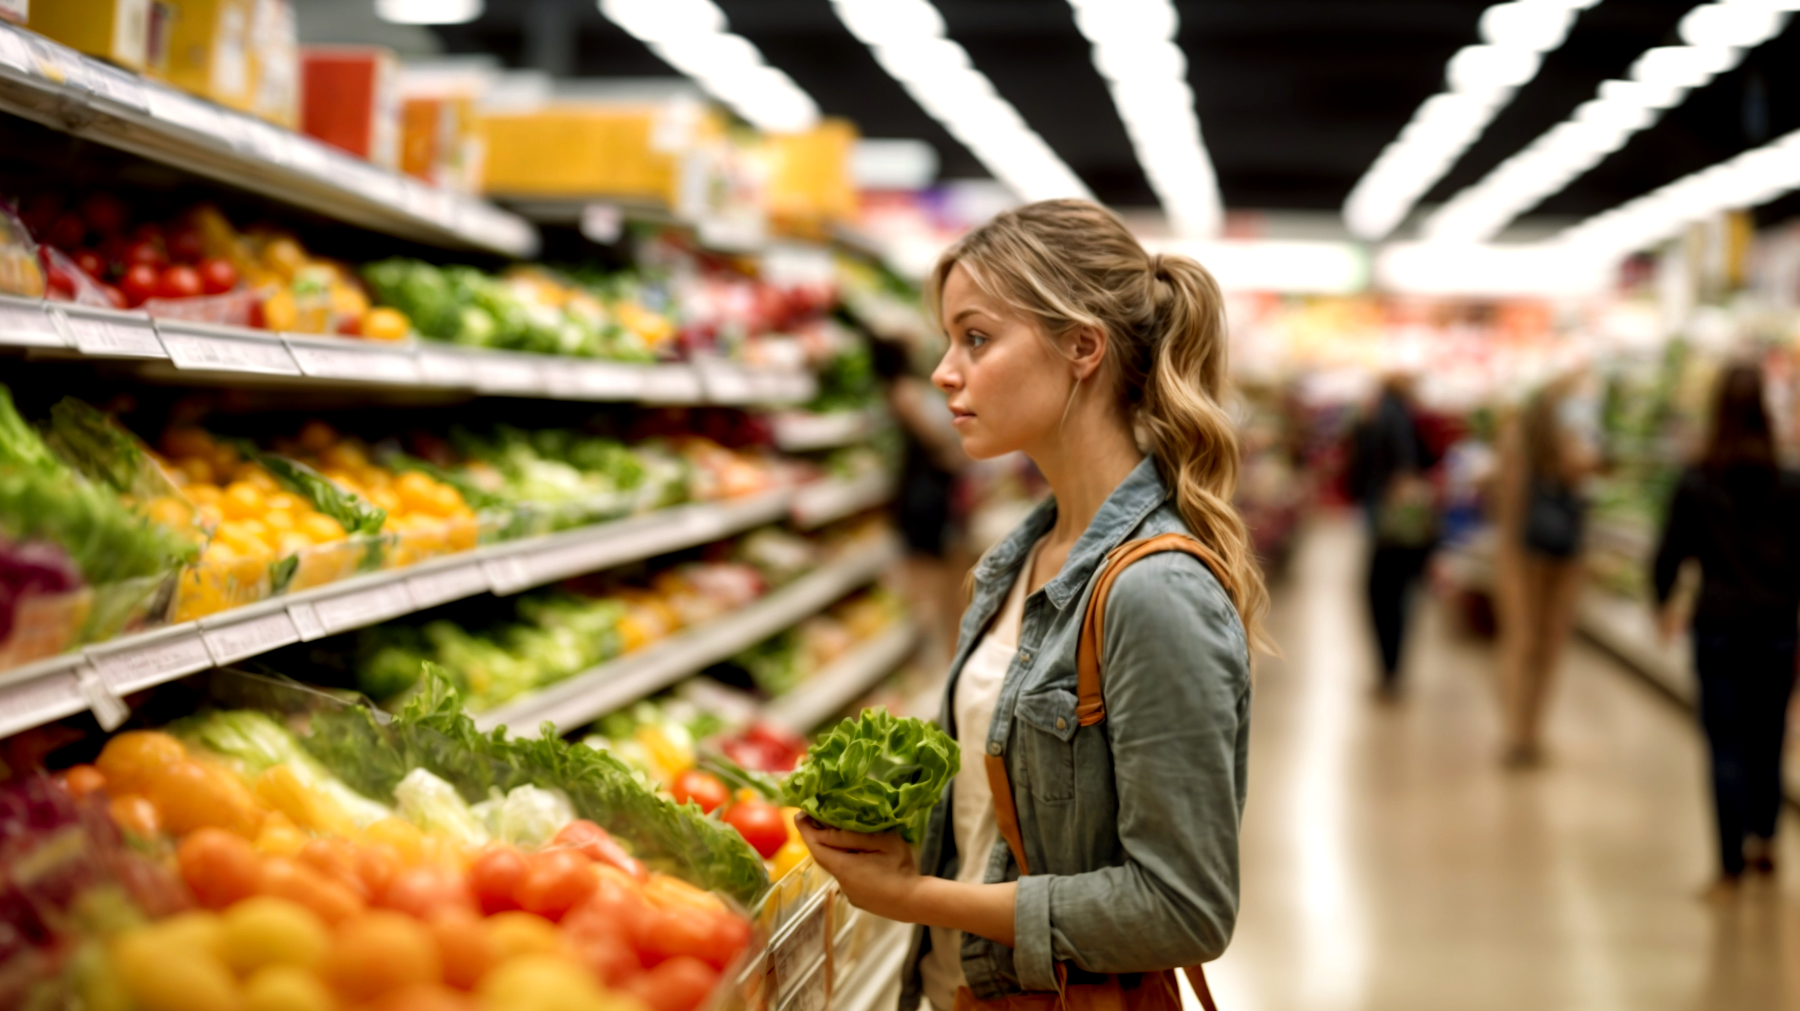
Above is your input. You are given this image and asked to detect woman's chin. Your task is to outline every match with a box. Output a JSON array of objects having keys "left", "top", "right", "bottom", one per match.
[{"left": 958, "top": 433, "right": 1011, "bottom": 461}]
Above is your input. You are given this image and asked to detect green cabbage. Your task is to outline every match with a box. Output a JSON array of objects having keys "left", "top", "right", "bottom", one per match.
[{"left": 781, "top": 709, "right": 958, "bottom": 844}]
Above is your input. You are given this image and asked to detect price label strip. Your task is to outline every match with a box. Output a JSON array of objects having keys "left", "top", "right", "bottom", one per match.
[
  {"left": 699, "top": 363, "right": 755, "bottom": 404},
  {"left": 145, "top": 84, "right": 231, "bottom": 145},
  {"left": 641, "top": 366, "right": 704, "bottom": 404},
  {"left": 286, "top": 339, "right": 421, "bottom": 384},
  {"left": 577, "top": 362, "right": 645, "bottom": 400},
  {"left": 287, "top": 601, "right": 326, "bottom": 642},
  {"left": 313, "top": 582, "right": 417, "bottom": 636},
  {"left": 159, "top": 326, "right": 301, "bottom": 375},
  {"left": 0, "top": 297, "right": 65, "bottom": 348},
  {"left": 201, "top": 610, "right": 301, "bottom": 667},
  {"left": 50, "top": 307, "right": 165, "bottom": 358},
  {"left": 88, "top": 630, "right": 215, "bottom": 694},
  {"left": 0, "top": 667, "right": 88, "bottom": 740},
  {"left": 0, "top": 25, "right": 31, "bottom": 75},
  {"left": 472, "top": 355, "right": 544, "bottom": 395},
  {"left": 416, "top": 348, "right": 478, "bottom": 388},
  {"left": 771, "top": 895, "right": 832, "bottom": 1011},
  {"left": 75, "top": 664, "right": 129, "bottom": 731},
  {"left": 405, "top": 563, "right": 489, "bottom": 611},
  {"left": 482, "top": 555, "right": 535, "bottom": 596},
  {"left": 77, "top": 59, "right": 149, "bottom": 114}
]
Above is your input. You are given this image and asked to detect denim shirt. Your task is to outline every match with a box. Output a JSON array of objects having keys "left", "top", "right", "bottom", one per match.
[{"left": 899, "top": 458, "right": 1251, "bottom": 1008}]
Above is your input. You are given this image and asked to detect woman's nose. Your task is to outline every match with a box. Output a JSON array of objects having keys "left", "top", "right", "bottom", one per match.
[{"left": 931, "top": 353, "right": 959, "bottom": 392}]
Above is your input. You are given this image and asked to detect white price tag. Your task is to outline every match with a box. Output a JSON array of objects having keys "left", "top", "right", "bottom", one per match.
[
  {"left": 702, "top": 365, "right": 755, "bottom": 404},
  {"left": 577, "top": 362, "right": 644, "bottom": 400},
  {"left": 541, "top": 365, "right": 585, "bottom": 399},
  {"left": 145, "top": 84, "right": 229, "bottom": 143},
  {"left": 772, "top": 898, "right": 830, "bottom": 1000},
  {"left": 642, "top": 366, "right": 703, "bottom": 403},
  {"left": 416, "top": 348, "right": 476, "bottom": 387},
  {"left": 337, "top": 160, "right": 402, "bottom": 207},
  {"left": 0, "top": 297, "right": 64, "bottom": 348},
  {"left": 481, "top": 555, "right": 534, "bottom": 596},
  {"left": 51, "top": 307, "right": 164, "bottom": 358},
  {"left": 239, "top": 120, "right": 294, "bottom": 167},
  {"left": 21, "top": 33, "right": 76, "bottom": 84},
  {"left": 288, "top": 602, "right": 326, "bottom": 641},
  {"left": 79, "top": 60, "right": 148, "bottom": 113},
  {"left": 76, "top": 664, "right": 129, "bottom": 731},
  {"left": 405, "top": 564, "right": 488, "bottom": 610},
  {"left": 0, "top": 26, "right": 30, "bottom": 74},
  {"left": 314, "top": 582, "right": 416, "bottom": 635},
  {"left": 0, "top": 668, "right": 86, "bottom": 739},
  {"left": 287, "top": 340, "right": 421, "bottom": 384},
  {"left": 284, "top": 139, "right": 331, "bottom": 178},
  {"left": 471, "top": 354, "right": 543, "bottom": 395},
  {"left": 160, "top": 328, "right": 300, "bottom": 375},
  {"left": 201, "top": 611, "right": 301, "bottom": 666},
  {"left": 88, "top": 630, "right": 214, "bottom": 693}
]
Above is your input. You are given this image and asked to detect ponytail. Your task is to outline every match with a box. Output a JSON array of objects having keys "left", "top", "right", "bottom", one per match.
[{"left": 928, "top": 200, "right": 1272, "bottom": 656}]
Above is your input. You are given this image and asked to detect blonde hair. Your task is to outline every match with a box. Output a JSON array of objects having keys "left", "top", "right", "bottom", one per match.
[{"left": 927, "top": 199, "right": 1271, "bottom": 655}]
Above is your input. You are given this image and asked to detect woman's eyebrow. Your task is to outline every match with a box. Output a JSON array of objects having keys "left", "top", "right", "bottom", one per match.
[{"left": 951, "top": 307, "right": 992, "bottom": 324}]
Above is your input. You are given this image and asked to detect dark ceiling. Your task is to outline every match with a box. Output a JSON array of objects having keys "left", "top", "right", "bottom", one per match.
[{"left": 429, "top": 0, "right": 1800, "bottom": 227}]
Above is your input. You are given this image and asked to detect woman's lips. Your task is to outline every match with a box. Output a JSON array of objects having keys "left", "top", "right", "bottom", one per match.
[{"left": 950, "top": 408, "right": 975, "bottom": 426}]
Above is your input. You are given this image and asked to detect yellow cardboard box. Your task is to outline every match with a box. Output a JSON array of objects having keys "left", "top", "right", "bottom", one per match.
[
  {"left": 162, "top": 0, "right": 256, "bottom": 112},
  {"left": 479, "top": 107, "right": 677, "bottom": 202},
  {"left": 27, "top": 0, "right": 156, "bottom": 70}
]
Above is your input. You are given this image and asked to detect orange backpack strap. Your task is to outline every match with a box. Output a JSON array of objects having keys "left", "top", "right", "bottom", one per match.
[{"left": 1075, "top": 533, "right": 1236, "bottom": 727}]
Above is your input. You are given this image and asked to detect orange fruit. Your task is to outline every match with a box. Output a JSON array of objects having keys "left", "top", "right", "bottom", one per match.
[
  {"left": 320, "top": 911, "right": 442, "bottom": 1003},
  {"left": 96, "top": 731, "right": 187, "bottom": 795}
]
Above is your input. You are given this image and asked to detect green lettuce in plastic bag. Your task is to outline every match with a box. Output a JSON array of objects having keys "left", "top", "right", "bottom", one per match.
[{"left": 780, "top": 708, "right": 958, "bottom": 844}]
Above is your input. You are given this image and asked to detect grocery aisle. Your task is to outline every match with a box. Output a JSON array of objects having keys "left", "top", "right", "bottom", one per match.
[{"left": 1201, "top": 516, "right": 1800, "bottom": 1011}]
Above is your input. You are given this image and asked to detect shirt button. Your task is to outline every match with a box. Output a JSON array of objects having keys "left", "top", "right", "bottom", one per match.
[
  {"left": 1018, "top": 651, "right": 1032, "bottom": 664},
  {"left": 988, "top": 741, "right": 1003, "bottom": 756},
  {"left": 1056, "top": 717, "right": 1067, "bottom": 731}
]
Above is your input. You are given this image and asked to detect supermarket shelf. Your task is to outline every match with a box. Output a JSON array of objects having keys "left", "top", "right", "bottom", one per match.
[
  {"left": 831, "top": 919, "right": 910, "bottom": 1011},
  {"left": 473, "top": 536, "right": 902, "bottom": 735},
  {"left": 1576, "top": 588, "right": 1693, "bottom": 706},
  {"left": 0, "top": 490, "right": 796, "bottom": 740},
  {"left": 0, "top": 294, "right": 818, "bottom": 406},
  {"left": 771, "top": 409, "right": 887, "bottom": 453},
  {"left": 0, "top": 24, "right": 535, "bottom": 257},
  {"left": 791, "top": 472, "right": 895, "bottom": 530},
  {"left": 763, "top": 621, "right": 920, "bottom": 734}
]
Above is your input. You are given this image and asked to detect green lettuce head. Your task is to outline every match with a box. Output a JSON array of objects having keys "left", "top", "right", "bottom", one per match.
[{"left": 781, "top": 708, "right": 958, "bottom": 844}]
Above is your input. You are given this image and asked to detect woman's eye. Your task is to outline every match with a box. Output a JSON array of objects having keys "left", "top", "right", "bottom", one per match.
[{"left": 965, "top": 333, "right": 988, "bottom": 350}]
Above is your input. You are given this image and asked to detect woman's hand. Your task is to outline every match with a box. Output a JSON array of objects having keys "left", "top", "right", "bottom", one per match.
[{"left": 794, "top": 815, "right": 923, "bottom": 922}]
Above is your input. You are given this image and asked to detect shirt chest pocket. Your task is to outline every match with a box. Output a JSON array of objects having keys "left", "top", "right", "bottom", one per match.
[{"left": 1012, "top": 689, "right": 1080, "bottom": 805}]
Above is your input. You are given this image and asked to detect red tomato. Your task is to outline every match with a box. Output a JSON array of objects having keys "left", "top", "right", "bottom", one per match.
[
  {"left": 381, "top": 864, "right": 476, "bottom": 920},
  {"left": 552, "top": 820, "right": 647, "bottom": 881},
  {"left": 71, "top": 249, "right": 105, "bottom": 279},
  {"left": 426, "top": 909, "right": 496, "bottom": 990},
  {"left": 166, "top": 225, "right": 204, "bottom": 264},
  {"left": 176, "top": 827, "right": 262, "bottom": 910},
  {"left": 122, "top": 237, "right": 165, "bottom": 269},
  {"left": 468, "top": 846, "right": 528, "bottom": 915},
  {"left": 46, "top": 213, "right": 86, "bottom": 249},
  {"left": 199, "top": 256, "right": 238, "bottom": 294},
  {"left": 704, "top": 914, "right": 752, "bottom": 970},
  {"left": 626, "top": 955, "right": 719, "bottom": 1011},
  {"left": 155, "top": 264, "right": 204, "bottom": 300},
  {"left": 722, "top": 801, "right": 788, "bottom": 858},
  {"left": 563, "top": 875, "right": 651, "bottom": 944},
  {"left": 515, "top": 849, "right": 597, "bottom": 921},
  {"left": 120, "top": 264, "right": 158, "bottom": 307},
  {"left": 45, "top": 263, "right": 74, "bottom": 301},
  {"left": 99, "top": 284, "right": 127, "bottom": 310},
  {"left": 563, "top": 925, "right": 643, "bottom": 987},
  {"left": 670, "top": 770, "right": 729, "bottom": 814},
  {"left": 79, "top": 193, "right": 128, "bottom": 236},
  {"left": 636, "top": 908, "right": 721, "bottom": 968}
]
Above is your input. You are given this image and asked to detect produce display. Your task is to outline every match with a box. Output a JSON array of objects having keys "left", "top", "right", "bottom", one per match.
[{"left": 777, "top": 710, "right": 957, "bottom": 845}]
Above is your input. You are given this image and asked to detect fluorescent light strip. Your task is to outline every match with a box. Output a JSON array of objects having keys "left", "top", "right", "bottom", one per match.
[
  {"left": 829, "top": 0, "right": 1092, "bottom": 203},
  {"left": 1553, "top": 125, "right": 1800, "bottom": 259},
  {"left": 1342, "top": 0, "right": 1597, "bottom": 242},
  {"left": 1067, "top": 0, "right": 1221, "bottom": 238},
  {"left": 1422, "top": 0, "right": 1793, "bottom": 242},
  {"left": 598, "top": 0, "right": 820, "bottom": 134}
]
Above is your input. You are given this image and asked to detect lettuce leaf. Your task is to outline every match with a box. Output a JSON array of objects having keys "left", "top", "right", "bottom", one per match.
[{"left": 780, "top": 708, "right": 958, "bottom": 844}]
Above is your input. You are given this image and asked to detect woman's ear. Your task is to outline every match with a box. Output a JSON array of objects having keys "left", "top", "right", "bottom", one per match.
[{"left": 1065, "top": 324, "right": 1108, "bottom": 381}]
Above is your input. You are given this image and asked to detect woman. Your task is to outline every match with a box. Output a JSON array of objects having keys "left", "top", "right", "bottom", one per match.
[
  {"left": 1653, "top": 362, "right": 1800, "bottom": 896},
  {"left": 1348, "top": 374, "right": 1438, "bottom": 696},
  {"left": 795, "top": 200, "right": 1265, "bottom": 1011},
  {"left": 1492, "top": 374, "right": 1595, "bottom": 767}
]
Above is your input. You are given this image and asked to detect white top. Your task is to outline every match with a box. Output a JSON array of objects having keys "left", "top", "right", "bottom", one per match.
[{"left": 920, "top": 540, "right": 1041, "bottom": 1011}]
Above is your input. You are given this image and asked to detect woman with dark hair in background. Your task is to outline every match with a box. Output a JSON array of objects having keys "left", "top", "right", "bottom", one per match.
[
  {"left": 1348, "top": 375, "right": 1438, "bottom": 697},
  {"left": 1653, "top": 362, "right": 1800, "bottom": 898},
  {"left": 1493, "top": 373, "right": 1597, "bottom": 768}
]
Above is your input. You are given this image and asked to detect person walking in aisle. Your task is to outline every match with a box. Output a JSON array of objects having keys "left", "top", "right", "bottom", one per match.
[
  {"left": 1493, "top": 374, "right": 1597, "bottom": 768},
  {"left": 795, "top": 200, "right": 1264, "bottom": 1011},
  {"left": 1652, "top": 362, "right": 1800, "bottom": 898},
  {"left": 1347, "top": 375, "right": 1438, "bottom": 697}
]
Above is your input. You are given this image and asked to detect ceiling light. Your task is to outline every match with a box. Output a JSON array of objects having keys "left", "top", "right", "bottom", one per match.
[
  {"left": 1145, "top": 239, "right": 1368, "bottom": 295},
  {"left": 1069, "top": 0, "right": 1178, "bottom": 45},
  {"left": 599, "top": 0, "right": 820, "bottom": 134},
  {"left": 1679, "top": 3, "right": 1786, "bottom": 47},
  {"left": 829, "top": 0, "right": 1090, "bottom": 203},
  {"left": 1342, "top": 0, "right": 1596, "bottom": 241},
  {"left": 1479, "top": 2, "right": 1577, "bottom": 52},
  {"left": 1598, "top": 77, "right": 1685, "bottom": 109},
  {"left": 376, "top": 0, "right": 482, "bottom": 24},
  {"left": 1377, "top": 241, "right": 1609, "bottom": 297},
  {"left": 1630, "top": 44, "right": 1742, "bottom": 88}
]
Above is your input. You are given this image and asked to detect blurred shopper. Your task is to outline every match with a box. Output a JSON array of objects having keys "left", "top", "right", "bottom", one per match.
[
  {"left": 797, "top": 200, "right": 1261, "bottom": 1011},
  {"left": 1493, "top": 374, "right": 1597, "bottom": 767},
  {"left": 873, "top": 337, "right": 969, "bottom": 666},
  {"left": 1652, "top": 362, "right": 1800, "bottom": 895},
  {"left": 1347, "top": 375, "right": 1438, "bottom": 696}
]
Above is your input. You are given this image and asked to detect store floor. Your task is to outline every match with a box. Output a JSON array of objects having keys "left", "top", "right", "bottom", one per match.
[{"left": 1197, "top": 516, "right": 1800, "bottom": 1011}]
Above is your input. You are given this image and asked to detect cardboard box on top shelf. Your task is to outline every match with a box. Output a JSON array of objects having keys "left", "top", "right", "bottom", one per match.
[
  {"left": 397, "top": 63, "right": 489, "bottom": 194},
  {"left": 300, "top": 45, "right": 399, "bottom": 168},
  {"left": 26, "top": 0, "right": 159, "bottom": 71},
  {"left": 162, "top": 0, "right": 258, "bottom": 112},
  {"left": 249, "top": 0, "right": 297, "bottom": 127},
  {"left": 766, "top": 119, "right": 859, "bottom": 239},
  {"left": 479, "top": 105, "right": 678, "bottom": 203}
]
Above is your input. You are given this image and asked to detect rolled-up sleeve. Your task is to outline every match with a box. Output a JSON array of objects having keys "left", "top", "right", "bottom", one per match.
[{"left": 1012, "top": 553, "right": 1250, "bottom": 987}]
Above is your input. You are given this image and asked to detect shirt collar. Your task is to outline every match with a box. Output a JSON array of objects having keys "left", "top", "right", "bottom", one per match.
[{"left": 973, "top": 457, "right": 1170, "bottom": 610}]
